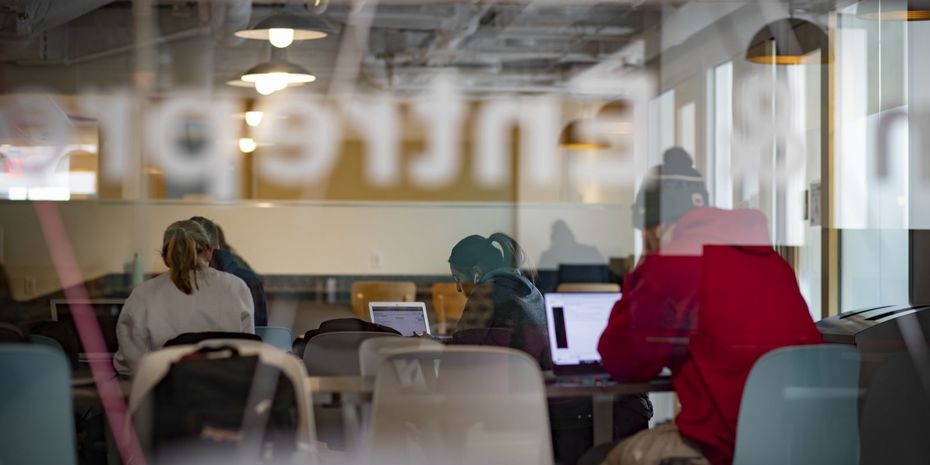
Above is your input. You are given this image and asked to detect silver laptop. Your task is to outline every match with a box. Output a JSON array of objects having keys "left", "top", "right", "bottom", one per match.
[
  {"left": 544, "top": 292, "right": 621, "bottom": 375},
  {"left": 369, "top": 301, "right": 431, "bottom": 336}
]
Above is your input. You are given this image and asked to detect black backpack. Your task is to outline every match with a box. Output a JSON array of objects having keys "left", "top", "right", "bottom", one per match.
[
  {"left": 163, "top": 331, "right": 261, "bottom": 347},
  {"left": 140, "top": 346, "right": 299, "bottom": 464},
  {"left": 293, "top": 318, "right": 401, "bottom": 357}
]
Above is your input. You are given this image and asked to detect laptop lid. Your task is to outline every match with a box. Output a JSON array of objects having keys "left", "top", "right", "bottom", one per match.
[
  {"left": 49, "top": 298, "right": 125, "bottom": 357},
  {"left": 544, "top": 292, "right": 621, "bottom": 375},
  {"left": 369, "top": 301, "right": 431, "bottom": 336}
]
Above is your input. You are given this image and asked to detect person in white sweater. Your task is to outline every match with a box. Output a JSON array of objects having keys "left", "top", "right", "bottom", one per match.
[{"left": 114, "top": 220, "right": 254, "bottom": 376}]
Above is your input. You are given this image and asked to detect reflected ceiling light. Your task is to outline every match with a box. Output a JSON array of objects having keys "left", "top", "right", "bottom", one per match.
[
  {"left": 559, "top": 120, "right": 609, "bottom": 150},
  {"left": 245, "top": 111, "right": 264, "bottom": 127},
  {"left": 857, "top": 0, "right": 930, "bottom": 20},
  {"left": 234, "top": 14, "right": 336, "bottom": 48},
  {"left": 239, "top": 138, "right": 258, "bottom": 153},
  {"left": 746, "top": 18, "right": 828, "bottom": 65}
]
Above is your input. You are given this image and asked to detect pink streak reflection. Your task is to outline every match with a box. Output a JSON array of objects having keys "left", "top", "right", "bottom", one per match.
[{"left": 33, "top": 201, "right": 146, "bottom": 465}]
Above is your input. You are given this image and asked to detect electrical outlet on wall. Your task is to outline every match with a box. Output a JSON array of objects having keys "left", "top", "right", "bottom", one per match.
[
  {"left": 23, "top": 277, "right": 35, "bottom": 297},
  {"left": 370, "top": 250, "right": 383, "bottom": 269}
]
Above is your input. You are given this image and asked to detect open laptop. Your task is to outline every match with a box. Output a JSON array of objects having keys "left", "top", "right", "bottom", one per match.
[
  {"left": 369, "top": 301, "right": 431, "bottom": 336},
  {"left": 50, "top": 298, "right": 124, "bottom": 363},
  {"left": 544, "top": 292, "right": 621, "bottom": 376}
]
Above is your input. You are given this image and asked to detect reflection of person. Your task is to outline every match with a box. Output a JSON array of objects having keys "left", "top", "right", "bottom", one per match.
[
  {"left": 190, "top": 216, "right": 267, "bottom": 326},
  {"left": 538, "top": 220, "right": 605, "bottom": 269},
  {"left": 114, "top": 220, "right": 254, "bottom": 375},
  {"left": 448, "top": 233, "right": 549, "bottom": 366},
  {"left": 593, "top": 148, "right": 822, "bottom": 465}
]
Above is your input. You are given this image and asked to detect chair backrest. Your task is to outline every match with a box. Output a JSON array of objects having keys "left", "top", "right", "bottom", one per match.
[
  {"left": 0, "top": 322, "right": 27, "bottom": 343},
  {"left": 860, "top": 351, "right": 930, "bottom": 465},
  {"left": 556, "top": 264, "right": 609, "bottom": 285},
  {"left": 129, "top": 340, "right": 316, "bottom": 448},
  {"left": 351, "top": 281, "right": 417, "bottom": 320},
  {"left": 733, "top": 345, "right": 860, "bottom": 465},
  {"left": 365, "top": 346, "right": 553, "bottom": 465},
  {"left": 255, "top": 326, "right": 293, "bottom": 351},
  {"left": 555, "top": 283, "right": 621, "bottom": 293},
  {"left": 358, "top": 336, "right": 443, "bottom": 376},
  {"left": 303, "top": 331, "right": 399, "bottom": 376},
  {"left": 0, "top": 345, "right": 77, "bottom": 465},
  {"left": 163, "top": 331, "right": 261, "bottom": 347},
  {"left": 30, "top": 334, "right": 65, "bottom": 352},
  {"left": 431, "top": 282, "right": 467, "bottom": 334}
]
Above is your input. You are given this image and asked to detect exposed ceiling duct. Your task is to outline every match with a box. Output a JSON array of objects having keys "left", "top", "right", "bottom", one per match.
[
  {"left": 0, "top": 0, "right": 116, "bottom": 52},
  {"left": 0, "top": 1, "right": 674, "bottom": 93},
  {"left": 204, "top": 0, "right": 252, "bottom": 46}
]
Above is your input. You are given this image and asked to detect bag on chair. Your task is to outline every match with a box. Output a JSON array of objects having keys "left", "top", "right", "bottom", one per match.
[{"left": 143, "top": 346, "right": 298, "bottom": 464}]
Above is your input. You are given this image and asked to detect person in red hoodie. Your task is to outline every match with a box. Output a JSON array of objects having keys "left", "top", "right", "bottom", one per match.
[{"left": 593, "top": 147, "right": 823, "bottom": 465}]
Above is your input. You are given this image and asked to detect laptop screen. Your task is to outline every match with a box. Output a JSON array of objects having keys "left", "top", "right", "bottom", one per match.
[
  {"left": 544, "top": 292, "right": 621, "bottom": 370},
  {"left": 370, "top": 303, "right": 430, "bottom": 336},
  {"left": 50, "top": 299, "right": 124, "bottom": 356}
]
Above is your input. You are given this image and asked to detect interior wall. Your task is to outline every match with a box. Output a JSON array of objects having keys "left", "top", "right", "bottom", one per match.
[{"left": 0, "top": 200, "right": 632, "bottom": 301}]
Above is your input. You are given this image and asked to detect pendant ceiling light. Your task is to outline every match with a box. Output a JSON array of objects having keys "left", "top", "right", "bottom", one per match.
[
  {"left": 559, "top": 120, "right": 609, "bottom": 150},
  {"left": 241, "top": 59, "right": 316, "bottom": 95},
  {"left": 235, "top": 13, "right": 336, "bottom": 48},
  {"left": 857, "top": 0, "right": 930, "bottom": 20},
  {"left": 227, "top": 48, "right": 316, "bottom": 95},
  {"left": 559, "top": 100, "right": 634, "bottom": 150},
  {"left": 746, "top": 18, "right": 828, "bottom": 65}
]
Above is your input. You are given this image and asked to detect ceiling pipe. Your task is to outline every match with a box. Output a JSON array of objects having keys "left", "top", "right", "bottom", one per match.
[
  {"left": 204, "top": 0, "right": 252, "bottom": 47},
  {"left": 0, "top": 0, "right": 116, "bottom": 53}
]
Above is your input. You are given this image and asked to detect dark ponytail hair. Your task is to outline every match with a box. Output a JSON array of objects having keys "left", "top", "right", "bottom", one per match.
[{"left": 449, "top": 233, "right": 535, "bottom": 279}]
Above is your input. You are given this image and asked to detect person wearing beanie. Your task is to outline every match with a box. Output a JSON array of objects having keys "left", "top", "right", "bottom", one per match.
[{"left": 588, "top": 147, "right": 822, "bottom": 465}]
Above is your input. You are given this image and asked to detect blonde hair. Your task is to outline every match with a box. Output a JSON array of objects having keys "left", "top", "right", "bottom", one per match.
[{"left": 161, "top": 220, "right": 211, "bottom": 295}]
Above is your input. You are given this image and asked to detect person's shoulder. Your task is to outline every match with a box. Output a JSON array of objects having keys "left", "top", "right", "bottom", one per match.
[
  {"left": 211, "top": 268, "right": 250, "bottom": 291},
  {"left": 130, "top": 272, "right": 169, "bottom": 295}
]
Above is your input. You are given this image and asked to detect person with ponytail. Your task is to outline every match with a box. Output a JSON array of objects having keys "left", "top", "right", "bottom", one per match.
[
  {"left": 448, "top": 232, "right": 548, "bottom": 366},
  {"left": 114, "top": 220, "right": 254, "bottom": 375}
]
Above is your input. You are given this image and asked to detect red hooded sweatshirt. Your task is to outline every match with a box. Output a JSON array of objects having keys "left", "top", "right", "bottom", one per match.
[{"left": 598, "top": 207, "right": 823, "bottom": 465}]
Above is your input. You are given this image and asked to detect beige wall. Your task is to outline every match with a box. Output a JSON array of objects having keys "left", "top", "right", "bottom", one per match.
[{"left": 0, "top": 200, "right": 633, "bottom": 301}]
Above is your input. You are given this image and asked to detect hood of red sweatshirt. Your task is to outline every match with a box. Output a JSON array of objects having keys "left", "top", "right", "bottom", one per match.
[{"left": 659, "top": 207, "right": 773, "bottom": 256}]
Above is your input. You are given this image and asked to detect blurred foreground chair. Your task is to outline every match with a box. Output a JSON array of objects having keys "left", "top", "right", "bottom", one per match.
[
  {"left": 431, "top": 282, "right": 467, "bottom": 335},
  {"left": 555, "top": 283, "right": 621, "bottom": 293},
  {"left": 359, "top": 336, "right": 443, "bottom": 377},
  {"left": 129, "top": 340, "right": 316, "bottom": 463},
  {"left": 255, "top": 326, "right": 293, "bottom": 351},
  {"left": 365, "top": 346, "right": 553, "bottom": 465},
  {"left": 860, "top": 351, "right": 930, "bottom": 465},
  {"left": 733, "top": 345, "right": 860, "bottom": 465},
  {"left": 30, "top": 334, "right": 65, "bottom": 352},
  {"left": 0, "top": 345, "right": 76, "bottom": 465},
  {"left": 350, "top": 281, "right": 416, "bottom": 320}
]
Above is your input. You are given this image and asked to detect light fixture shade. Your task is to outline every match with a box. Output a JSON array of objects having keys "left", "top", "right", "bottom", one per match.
[
  {"left": 746, "top": 18, "right": 828, "bottom": 65},
  {"left": 857, "top": 0, "right": 930, "bottom": 20},
  {"left": 559, "top": 120, "right": 609, "bottom": 150},
  {"left": 240, "top": 60, "right": 316, "bottom": 84},
  {"left": 234, "top": 14, "right": 336, "bottom": 41}
]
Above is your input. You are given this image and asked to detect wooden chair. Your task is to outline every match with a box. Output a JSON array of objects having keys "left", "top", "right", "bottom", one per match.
[
  {"left": 556, "top": 282, "right": 621, "bottom": 293},
  {"left": 431, "top": 282, "right": 468, "bottom": 335},
  {"left": 350, "top": 281, "right": 417, "bottom": 320}
]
